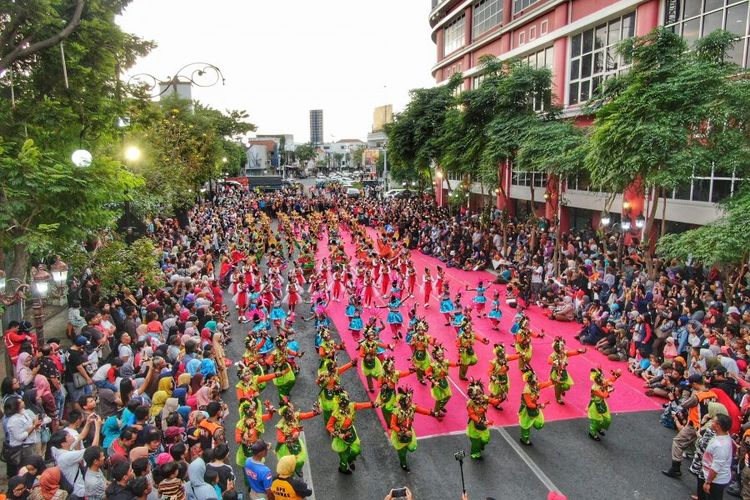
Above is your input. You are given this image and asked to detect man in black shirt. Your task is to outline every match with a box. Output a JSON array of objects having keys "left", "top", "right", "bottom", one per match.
[{"left": 64, "top": 336, "right": 93, "bottom": 403}]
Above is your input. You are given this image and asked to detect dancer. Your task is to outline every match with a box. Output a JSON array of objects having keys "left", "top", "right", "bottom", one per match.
[
  {"left": 422, "top": 267, "right": 433, "bottom": 308},
  {"left": 466, "top": 281, "right": 488, "bottom": 317},
  {"left": 456, "top": 323, "right": 490, "bottom": 381},
  {"left": 235, "top": 398, "right": 275, "bottom": 467},
  {"left": 326, "top": 391, "right": 378, "bottom": 474},
  {"left": 439, "top": 283, "right": 455, "bottom": 326},
  {"left": 426, "top": 343, "right": 458, "bottom": 418},
  {"left": 316, "top": 358, "right": 356, "bottom": 424},
  {"left": 276, "top": 399, "right": 322, "bottom": 475},
  {"left": 377, "top": 356, "right": 415, "bottom": 428},
  {"left": 380, "top": 293, "right": 412, "bottom": 340},
  {"left": 358, "top": 328, "right": 393, "bottom": 392},
  {"left": 548, "top": 337, "right": 587, "bottom": 405},
  {"left": 518, "top": 369, "right": 554, "bottom": 446},
  {"left": 347, "top": 299, "right": 364, "bottom": 339},
  {"left": 487, "top": 291, "right": 503, "bottom": 330},
  {"left": 266, "top": 335, "right": 303, "bottom": 404},
  {"left": 389, "top": 387, "right": 436, "bottom": 471},
  {"left": 588, "top": 367, "right": 621, "bottom": 441},
  {"left": 405, "top": 261, "right": 417, "bottom": 296},
  {"left": 513, "top": 315, "right": 545, "bottom": 370},
  {"left": 466, "top": 380, "right": 500, "bottom": 459},
  {"left": 409, "top": 321, "right": 434, "bottom": 385},
  {"left": 487, "top": 343, "right": 519, "bottom": 409}
]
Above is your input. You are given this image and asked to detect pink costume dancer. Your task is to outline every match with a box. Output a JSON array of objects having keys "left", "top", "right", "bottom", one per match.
[
  {"left": 363, "top": 274, "right": 375, "bottom": 309},
  {"left": 234, "top": 282, "right": 249, "bottom": 323},
  {"left": 422, "top": 268, "right": 433, "bottom": 308},
  {"left": 380, "top": 260, "right": 391, "bottom": 296},
  {"left": 331, "top": 270, "right": 343, "bottom": 302},
  {"left": 406, "top": 262, "right": 417, "bottom": 296},
  {"left": 285, "top": 277, "right": 301, "bottom": 313}
]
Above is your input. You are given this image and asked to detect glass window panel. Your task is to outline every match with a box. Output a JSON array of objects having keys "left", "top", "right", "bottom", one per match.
[
  {"left": 595, "top": 24, "right": 607, "bottom": 49},
  {"left": 674, "top": 182, "right": 692, "bottom": 200},
  {"left": 682, "top": 18, "right": 701, "bottom": 46},
  {"left": 703, "top": 11, "right": 724, "bottom": 36},
  {"left": 711, "top": 179, "right": 732, "bottom": 202},
  {"left": 581, "top": 53, "right": 592, "bottom": 77},
  {"left": 726, "top": 3, "right": 748, "bottom": 36},
  {"left": 571, "top": 34, "right": 582, "bottom": 57},
  {"left": 594, "top": 51, "right": 604, "bottom": 73},
  {"left": 592, "top": 75, "right": 602, "bottom": 95},
  {"left": 580, "top": 80, "right": 590, "bottom": 101},
  {"left": 608, "top": 19, "right": 621, "bottom": 45},
  {"left": 606, "top": 48, "right": 619, "bottom": 70},
  {"left": 683, "top": 0, "right": 701, "bottom": 18},
  {"left": 665, "top": 0, "right": 681, "bottom": 24},
  {"left": 569, "top": 82, "right": 579, "bottom": 104},
  {"left": 583, "top": 29, "right": 594, "bottom": 54},
  {"left": 570, "top": 58, "right": 580, "bottom": 80},
  {"left": 727, "top": 38, "right": 745, "bottom": 65},
  {"left": 545, "top": 47, "right": 554, "bottom": 68},
  {"left": 704, "top": 0, "right": 724, "bottom": 12},
  {"left": 623, "top": 13, "right": 636, "bottom": 38},
  {"left": 692, "top": 178, "right": 711, "bottom": 201}
]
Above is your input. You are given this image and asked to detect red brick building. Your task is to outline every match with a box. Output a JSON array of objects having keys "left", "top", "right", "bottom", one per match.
[{"left": 429, "top": 0, "right": 749, "bottom": 233}]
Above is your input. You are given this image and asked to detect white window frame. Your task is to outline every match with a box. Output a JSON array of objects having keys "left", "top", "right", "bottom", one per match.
[
  {"left": 472, "top": 0, "right": 504, "bottom": 40},
  {"left": 541, "top": 20, "right": 548, "bottom": 35},
  {"left": 444, "top": 15, "right": 466, "bottom": 55},
  {"left": 519, "top": 31, "right": 526, "bottom": 46}
]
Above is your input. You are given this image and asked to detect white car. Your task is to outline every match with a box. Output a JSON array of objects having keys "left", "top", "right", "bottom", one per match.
[
  {"left": 346, "top": 187, "right": 361, "bottom": 198},
  {"left": 383, "top": 189, "right": 406, "bottom": 199}
]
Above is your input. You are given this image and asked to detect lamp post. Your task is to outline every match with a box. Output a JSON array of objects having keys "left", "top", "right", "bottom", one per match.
[
  {"left": 0, "top": 270, "right": 30, "bottom": 317},
  {"left": 30, "top": 257, "right": 68, "bottom": 345},
  {"left": 382, "top": 141, "right": 389, "bottom": 193},
  {"left": 127, "top": 62, "right": 226, "bottom": 98}
]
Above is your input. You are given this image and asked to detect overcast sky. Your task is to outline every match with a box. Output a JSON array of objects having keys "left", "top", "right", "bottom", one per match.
[{"left": 117, "top": 0, "right": 437, "bottom": 143}]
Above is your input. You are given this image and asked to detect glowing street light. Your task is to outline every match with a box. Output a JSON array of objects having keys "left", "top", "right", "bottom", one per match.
[
  {"left": 124, "top": 145, "right": 142, "bottom": 162},
  {"left": 71, "top": 149, "right": 92, "bottom": 167},
  {"left": 600, "top": 212, "right": 611, "bottom": 226}
]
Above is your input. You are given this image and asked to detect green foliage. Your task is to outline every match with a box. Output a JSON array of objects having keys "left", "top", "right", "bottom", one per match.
[
  {"left": 0, "top": 137, "right": 140, "bottom": 260},
  {"left": 294, "top": 143, "right": 317, "bottom": 164},
  {"left": 385, "top": 73, "right": 463, "bottom": 181},
  {"left": 657, "top": 189, "right": 750, "bottom": 267},
  {"left": 515, "top": 120, "right": 586, "bottom": 177},
  {"left": 585, "top": 27, "right": 750, "bottom": 195},
  {"left": 89, "top": 237, "right": 163, "bottom": 296},
  {"left": 125, "top": 97, "right": 255, "bottom": 212}
]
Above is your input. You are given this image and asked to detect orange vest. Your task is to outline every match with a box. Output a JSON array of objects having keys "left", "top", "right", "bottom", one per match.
[
  {"left": 688, "top": 390, "right": 718, "bottom": 427},
  {"left": 270, "top": 478, "right": 301, "bottom": 499}
]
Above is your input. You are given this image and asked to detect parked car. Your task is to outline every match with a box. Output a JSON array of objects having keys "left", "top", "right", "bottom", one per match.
[
  {"left": 346, "top": 187, "right": 361, "bottom": 198},
  {"left": 384, "top": 189, "right": 413, "bottom": 200}
]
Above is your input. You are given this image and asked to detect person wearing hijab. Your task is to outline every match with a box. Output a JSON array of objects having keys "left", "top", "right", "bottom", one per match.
[
  {"left": 187, "top": 451, "right": 219, "bottom": 500},
  {"left": 186, "top": 358, "right": 202, "bottom": 377},
  {"left": 270, "top": 455, "right": 313, "bottom": 498},
  {"left": 33, "top": 375, "right": 58, "bottom": 422},
  {"left": 15, "top": 352, "right": 35, "bottom": 388},
  {"left": 173, "top": 373, "right": 192, "bottom": 406},
  {"left": 150, "top": 391, "right": 169, "bottom": 418},
  {"left": 199, "top": 358, "right": 217, "bottom": 379},
  {"left": 211, "top": 330, "right": 229, "bottom": 391},
  {"left": 7, "top": 475, "right": 30, "bottom": 500},
  {"left": 29, "top": 466, "right": 68, "bottom": 500}
]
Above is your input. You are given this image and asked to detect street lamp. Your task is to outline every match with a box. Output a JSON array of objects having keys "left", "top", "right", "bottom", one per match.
[
  {"left": 0, "top": 270, "right": 29, "bottom": 315},
  {"left": 600, "top": 212, "right": 611, "bottom": 227},
  {"left": 635, "top": 214, "right": 646, "bottom": 230},
  {"left": 50, "top": 256, "right": 68, "bottom": 288},
  {"left": 127, "top": 62, "right": 226, "bottom": 98},
  {"left": 621, "top": 219, "right": 632, "bottom": 231},
  {"left": 71, "top": 149, "right": 92, "bottom": 167},
  {"left": 124, "top": 145, "right": 141, "bottom": 162}
]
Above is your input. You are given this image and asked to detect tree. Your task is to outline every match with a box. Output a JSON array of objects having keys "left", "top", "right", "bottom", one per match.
[
  {"left": 294, "top": 143, "right": 316, "bottom": 166},
  {"left": 585, "top": 28, "right": 750, "bottom": 277},
  {"left": 85, "top": 237, "right": 162, "bottom": 297},
  {"left": 385, "top": 73, "right": 463, "bottom": 184},
  {"left": 0, "top": 138, "right": 141, "bottom": 281},
  {"left": 657, "top": 189, "right": 750, "bottom": 304},
  {"left": 0, "top": 0, "right": 152, "bottom": 282},
  {"left": 516, "top": 119, "right": 587, "bottom": 273},
  {"left": 0, "top": 0, "right": 86, "bottom": 71},
  {"left": 351, "top": 145, "right": 365, "bottom": 170}
]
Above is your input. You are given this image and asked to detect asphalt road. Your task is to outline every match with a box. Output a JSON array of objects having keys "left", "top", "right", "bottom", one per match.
[{"left": 219, "top": 196, "right": 696, "bottom": 500}]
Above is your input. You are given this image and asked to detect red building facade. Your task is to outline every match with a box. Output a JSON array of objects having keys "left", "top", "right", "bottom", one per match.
[{"left": 430, "top": 0, "right": 749, "bottom": 233}]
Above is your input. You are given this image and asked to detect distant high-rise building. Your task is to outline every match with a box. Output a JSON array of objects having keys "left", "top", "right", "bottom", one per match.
[{"left": 310, "top": 109, "right": 324, "bottom": 145}]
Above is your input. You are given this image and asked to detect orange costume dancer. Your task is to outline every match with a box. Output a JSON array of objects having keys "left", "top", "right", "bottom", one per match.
[
  {"left": 547, "top": 336, "right": 587, "bottom": 404},
  {"left": 326, "top": 392, "right": 379, "bottom": 474},
  {"left": 466, "top": 380, "right": 500, "bottom": 459},
  {"left": 518, "top": 369, "right": 555, "bottom": 446}
]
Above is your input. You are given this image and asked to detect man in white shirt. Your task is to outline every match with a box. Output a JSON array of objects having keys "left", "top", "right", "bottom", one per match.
[
  {"left": 51, "top": 415, "right": 102, "bottom": 499},
  {"left": 700, "top": 414, "right": 733, "bottom": 499}
]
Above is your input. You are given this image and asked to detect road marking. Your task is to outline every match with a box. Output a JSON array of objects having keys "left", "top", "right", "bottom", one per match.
[
  {"left": 300, "top": 431, "right": 317, "bottom": 500},
  {"left": 416, "top": 429, "right": 467, "bottom": 440},
  {"left": 494, "top": 426, "right": 563, "bottom": 495}
]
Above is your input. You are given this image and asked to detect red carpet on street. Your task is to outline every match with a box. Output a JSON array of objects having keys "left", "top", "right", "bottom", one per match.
[{"left": 315, "top": 226, "right": 662, "bottom": 438}]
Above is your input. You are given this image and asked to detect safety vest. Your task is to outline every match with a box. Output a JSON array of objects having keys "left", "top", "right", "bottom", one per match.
[
  {"left": 271, "top": 477, "right": 302, "bottom": 499},
  {"left": 688, "top": 390, "right": 718, "bottom": 427}
]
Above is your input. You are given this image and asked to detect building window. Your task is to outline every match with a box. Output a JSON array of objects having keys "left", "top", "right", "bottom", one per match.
[
  {"left": 514, "top": 0, "right": 538, "bottom": 14},
  {"left": 670, "top": 166, "right": 746, "bottom": 202},
  {"left": 541, "top": 20, "right": 548, "bottom": 35},
  {"left": 529, "top": 26, "right": 536, "bottom": 40},
  {"left": 512, "top": 171, "right": 547, "bottom": 188},
  {"left": 521, "top": 46, "right": 553, "bottom": 110},
  {"left": 473, "top": 0, "right": 503, "bottom": 40},
  {"left": 519, "top": 31, "right": 526, "bottom": 45},
  {"left": 664, "top": 0, "right": 749, "bottom": 67},
  {"left": 444, "top": 15, "right": 466, "bottom": 55},
  {"left": 568, "top": 12, "right": 636, "bottom": 105},
  {"left": 473, "top": 74, "right": 487, "bottom": 89}
]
